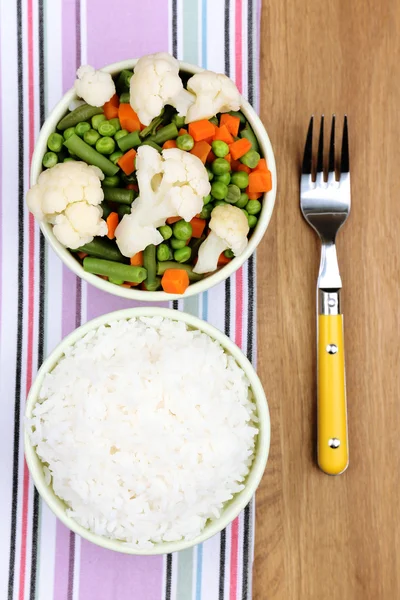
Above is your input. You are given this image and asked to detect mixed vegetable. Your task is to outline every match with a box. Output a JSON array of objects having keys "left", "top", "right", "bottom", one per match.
[{"left": 27, "top": 53, "right": 272, "bottom": 295}]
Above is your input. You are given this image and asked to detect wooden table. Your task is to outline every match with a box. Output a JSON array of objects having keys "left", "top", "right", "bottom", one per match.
[{"left": 255, "top": 1, "right": 400, "bottom": 598}]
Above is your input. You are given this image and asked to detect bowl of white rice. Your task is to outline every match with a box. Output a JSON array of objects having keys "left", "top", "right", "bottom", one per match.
[{"left": 25, "top": 307, "right": 270, "bottom": 555}]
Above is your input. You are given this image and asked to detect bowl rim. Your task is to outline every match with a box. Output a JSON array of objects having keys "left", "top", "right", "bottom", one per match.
[
  {"left": 24, "top": 306, "right": 270, "bottom": 555},
  {"left": 31, "top": 58, "right": 277, "bottom": 301}
]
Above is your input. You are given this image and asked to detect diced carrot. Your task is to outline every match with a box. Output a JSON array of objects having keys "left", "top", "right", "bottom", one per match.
[
  {"left": 207, "top": 149, "right": 216, "bottom": 164},
  {"left": 220, "top": 113, "right": 240, "bottom": 137},
  {"left": 190, "top": 217, "right": 206, "bottom": 238},
  {"left": 163, "top": 140, "right": 177, "bottom": 149},
  {"left": 106, "top": 212, "right": 119, "bottom": 239},
  {"left": 248, "top": 170, "right": 272, "bottom": 193},
  {"left": 77, "top": 251, "right": 88, "bottom": 260},
  {"left": 225, "top": 153, "right": 231, "bottom": 163},
  {"left": 98, "top": 275, "right": 109, "bottom": 280},
  {"left": 246, "top": 190, "right": 263, "bottom": 200},
  {"left": 236, "top": 163, "right": 251, "bottom": 174},
  {"left": 103, "top": 95, "right": 119, "bottom": 120},
  {"left": 185, "top": 237, "right": 192, "bottom": 246},
  {"left": 188, "top": 119, "right": 215, "bottom": 142},
  {"left": 130, "top": 251, "right": 144, "bottom": 267},
  {"left": 118, "top": 103, "right": 141, "bottom": 132},
  {"left": 121, "top": 281, "right": 140, "bottom": 287},
  {"left": 126, "top": 183, "right": 138, "bottom": 191},
  {"left": 166, "top": 216, "right": 182, "bottom": 224},
  {"left": 117, "top": 148, "right": 137, "bottom": 175},
  {"left": 230, "top": 159, "right": 241, "bottom": 171},
  {"left": 214, "top": 125, "right": 234, "bottom": 145},
  {"left": 179, "top": 128, "right": 187, "bottom": 135},
  {"left": 253, "top": 157, "right": 268, "bottom": 172},
  {"left": 161, "top": 269, "right": 190, "bottom": 294},
  {"left": 229, "top": 138, "right": 252, "bottom": 160},
  {"left": 190, "top": 140, "right": 211, "bottom": 164},
  {"left": 218, "top": 253, "right": 232, "bottom": 266}
]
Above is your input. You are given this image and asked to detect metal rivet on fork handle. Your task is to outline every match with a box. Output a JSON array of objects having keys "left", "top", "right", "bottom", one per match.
[
  {"left": 326, "top": 344, "right": 338, "bottom": 354},
  {"left": 329, "top": 438, "right": 341, "bottom": 449}
]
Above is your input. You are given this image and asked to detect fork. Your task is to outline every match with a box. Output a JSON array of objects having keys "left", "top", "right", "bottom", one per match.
[{"left": 300, "top": 115, "right": 350, "bottom": 475}]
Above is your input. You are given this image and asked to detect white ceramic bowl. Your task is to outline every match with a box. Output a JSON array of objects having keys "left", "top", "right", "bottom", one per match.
[
  {"left": 30, "top": 59, "right": 277, "bottom": 301},
  {"left": 25, "top": 307, "right": 270, "bottom": 555}
]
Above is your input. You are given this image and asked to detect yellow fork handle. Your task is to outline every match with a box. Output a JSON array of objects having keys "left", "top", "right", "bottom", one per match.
[{"left": 318, "top": 314, "right": 349, "bottom": 475}]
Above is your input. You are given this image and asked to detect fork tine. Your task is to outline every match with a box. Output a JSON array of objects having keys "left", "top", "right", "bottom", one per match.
[
  {"left": 340, "top": 115, "right": 349, "bottom": 173},
  {"left": 328, "top": 115, "right": 335, "bottom": 173},
  {"left": 316, "top": 115, "right": 324, "bottom": 175},
  {"left": 302, "top": 116, "right": 313, "bottom": 175}
]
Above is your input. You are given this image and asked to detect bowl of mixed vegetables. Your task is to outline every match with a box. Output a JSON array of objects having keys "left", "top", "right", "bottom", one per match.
[{"left": 28, "top": 54, "right": 276, "bottom": 299}]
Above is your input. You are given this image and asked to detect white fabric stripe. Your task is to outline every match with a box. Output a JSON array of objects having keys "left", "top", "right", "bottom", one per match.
[
  {"left": 80, "top": 0, "right": 87, "bottom": 65},
  {"left": 242, "top": 0, "right": 249, "bottom": 100},
  {"left": 205, "top": 0, "right": 224, "bottom": 73},
  {"left": 199, "top": 535, "right": 219, "bottom": 600},
  {"left": 72, "top": 535, "right": 81, "bottom": 600},
  {"left": 176, "top": 0, "right": 183, "bottom": 59}
]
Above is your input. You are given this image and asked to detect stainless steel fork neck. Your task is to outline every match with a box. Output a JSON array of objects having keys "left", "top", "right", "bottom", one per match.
[
  {"left": 319, "top": 289, "right": 341, "bottom": 315},
  {"left": 318, "top": 242, "right": 342, "bottom": 315}
]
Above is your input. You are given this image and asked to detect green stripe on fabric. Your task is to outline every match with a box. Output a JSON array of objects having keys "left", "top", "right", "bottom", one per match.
[
  {"left": 183, "top": 0, "right": 199, "bottom": 65},
  {"left": 176, "top": 548, "right": 194, "bottom": 600}
]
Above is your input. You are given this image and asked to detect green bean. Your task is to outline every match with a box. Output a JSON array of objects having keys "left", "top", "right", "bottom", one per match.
[
  {"left": 228, "top": 110, "right": 246, "bottom": 125},
  {"left": 102, "top": 187, "right": 134, "bottom": 204},
  {"left": 109, "top": 150, "right": 124, "bottom": 165},
  {"left": 212, "top": 140, "right": 229, "bottom": 158},
  {"left": 102, "top": 175, "right": 121, "bottom": 188},
  {"left": 157, "top": 243, "right": 172, "bottom": 262},
  {"left": 215, "top": 173, "right": 231, "bottom": 185},
  {"left": 156, "top": 261, "right": 204, "bottom": 281},
  {"left": 225, "top": 184, "right": 241, "bottom": 204},
  {"left": 140, "top": 113, "right": 165, "bottom": 139},
  {"left": 173, "top": 220, "right": 192, "bottom": 241},
  {"left": 141, "top": 139, "right": 162, "bottom": 152},
  {"left": 231, "top": 171, "right": 249, "bottom": 189},
  {"left": 209, "top": 116, "right": 219, "bottom": 126},
  {"left": 57, "top": 104, "right": 103, "bottom": 131},
  {"left": 116, "top": 69, "right": 133, "bottom": 93},
  {"left": 189, "top": 235, "right": 206, "bottom": 261},
  {"left": 170, "top": 237, "right": 186, "bottom": 250},
  {"left": 240, "top": 150, "right": 260, "bottom": 169},
  {"left": 63, "top": 127, "right": 76, "bottom": 141},
  {"left": 119, "top": 92, "right": 130, "bottom": 104},
  {"left": 224, "top": 249, "right": 235, "bottom": 259},
  {"left": 117, "top": 204, "right": 132, "bottom": 218},
  {"left": 109, "top": 277, "right": 125, "bottom": 285},
  {"left": 171, "top": 114, "right": 186, "bottom": 129},
  {"left": 96, "top": 136, "right": 115, "bottom": 155},
  {"left": 75, "top": 121, "right": 91, "bottom": 137},
  {"left": 176, "top": 134, "right": 194, "bottom": 151},
  {"left": 83, "top": 128, "right": 101, "bottom": 146},
  {"left": 240, "top": 123, "right": 259, "bottom": 151},
  {"left": 158, "top": 225, "right": 173, "bottom": 240},
  {"left": 246, "top": 199, "right": 262, "bottom": 215},
  {"left": 98, "top": 121, "right": 117, "bottom": 137},
  {"left": 236, "top": 192, "right": 249, "bottom": 209},
  {"left": 211, "top": 158, "right": 231, "bottom": 175},
  {"left": 100, "top": 201, "right": 112, "bottom": 219},
  {"left": 108, "top": 118, "right": 121, "bottom": 132},
  {"left": 211, "top": 181, "right": 228, "bottom": 200},
  {"left": 64, "top": 134, "right": 119, "bottom": 176},
  {"left": 148, "top": 123, "right": 179, "bottom": 146},
  {"left": 47, "top": 132, "right": 64, "bottom": 152},
  {"left": 247, "top": 214, "right": 258, "bottom": 228},
  {"left": 76, "top": 238, "right": 126, "bottom": 262},
  {"left": 114, "top": 129, "right": 129, "bottom": 141},
  {"left": 91, "top": 114, "right": 107, "bottom": 130},
  {"left": 143, "top": 244, "right": 157, "bottom": 288},
  {"left": 42, "top": 151, "right": 58, "bottom": 168},
  {"left": 117, "top": 130, "right": 141, "bottom": 152},
  {"left": 142, "top": 276, "right": 161, "bottom": 291},
  {"left": 174, "top": 246, "right": 191, "bottom": 263},
  {"left": 83, "top": 257, "right": 146, "bottom": 283}
]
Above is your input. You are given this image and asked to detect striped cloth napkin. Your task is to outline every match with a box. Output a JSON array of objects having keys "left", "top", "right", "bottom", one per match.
[{"left": 0, "top": 1, "right": 261, "bottom": 599}]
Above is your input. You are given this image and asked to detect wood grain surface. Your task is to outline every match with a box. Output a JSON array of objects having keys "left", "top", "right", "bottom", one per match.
[{"left": 255, "top": 1, "right": 400, "bottom": 598}]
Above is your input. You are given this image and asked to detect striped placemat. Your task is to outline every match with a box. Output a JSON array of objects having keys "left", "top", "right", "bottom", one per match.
[{"left": 0, "top": 1, "right": 261, "bottom": 598}]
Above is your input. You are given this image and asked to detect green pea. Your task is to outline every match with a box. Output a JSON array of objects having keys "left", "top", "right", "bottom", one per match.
[
  {"left": 246, "top": 199, "right": 262, "bottom": 215},
  {"left": 63, "top": 157, "right": 76, "bottom": 163},
  {"left": 247, "top": 214, "right": 258, "bottom": 228},
  {"left": 47, "top": 132, "right": 64, "bottom": 152},
  {"left": 83, "top": 128, "right": 100, "bottom": 146},
  {"left": 225, "top": 184, "right": 241, "bottom": 204},
  {"left": 96, "top": 136, "right": 116, "bottom": 155},
  {"left": 109, "top": 150, "right": 124, "bottom": 165},
  {"left": 211, "top": 158, "right": 231, "bottom": 175},
  {"left": 211, "top": 140, "right": 229, "bottom": 158},
  {"left": 240, "top": 150, "right": 260, "bottom": 169},
  {"left": 172, "top": 114, "right": 186, "bottom": 128},
  {"left": 241, "top": 209, "right": 249, "bottom": 219},
  {"left": 158, "top": 225, "right": 173, "bottom": 240},
  {"left": 203, "top": 194, "right": 212, "bottom": 205},
  {"left": 42, "top": 151, "right": 58, "bottom": 168},
  {"left": 231, "top": 171, "right": 249, "bottom": 189},
  {"left": 171, "top": 237, "right": 186, "bottom": 250},
  {"left": 235, "top": 193, "right": 248, "bottom": 209},
  {"left": 102, "top": 175, "right": 121, "bottom": 188},
  {"left": 176, "top": 134, "right": 194, "bottom": 151},
  {"left": 215, "top": 173, "right": 231, "bottom": 185},
  {"left": 174, "top": 246, "right": 192, "bottom": 263},
  {"left": 199, "top": 203, "right": 213, "bottom": 219},
  {"left": 157, "top": 243, "right": 172, "bottom": 262},
  {"left": 213, "top": 200, "right": 227, "bottom": 207},
  {"left": 206, "top": 167, "right": 214, "bottom": 181},
  {"left": 63, "top": 127, "right": 76, "bottom": 141},
  {"left": 108, "top": 118, "right": 121, "bottom": 132},
  {"left": 75, "top": 121, "right": 91, "bottom": 137},
  {"left": 115, "top": 129, "right": 129, "bottom": 141},
  {"left": 211, "top": 181, "right": 228, "bottom": 200},
  {"left": 98, "top": 121, "right": 117, "bottom": 137},
  {"left": 173, "top": 220, "right": 193, "bottom": 241},
  {"left": 224, "top": 249, "right": 235, "bottom": 259},
  {"left": 91, "top": 114, "right": 106, "bottom": 130}
]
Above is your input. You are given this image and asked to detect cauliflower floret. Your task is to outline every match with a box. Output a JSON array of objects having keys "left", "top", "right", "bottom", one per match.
[
  {"left": 75, "top": 65, "right": 116, "bottom": 107},
  {"left": 185, "top": 71, "right": 241, "bottom": 123},
  {"left": 26, "top": 162, "right": 107, "bottom": 249},
  {"left": 193, "top": 205, "right": 249, "bottom": 274},
  {"left": 130, "top": 53, "right": 194, "bottom": 125},
  {"left": 115, "top": 146, "right": 211, "bottom": 258}
]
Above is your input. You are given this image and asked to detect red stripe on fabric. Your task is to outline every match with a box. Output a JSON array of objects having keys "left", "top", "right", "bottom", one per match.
[
  {"left": 229, "top": 517, "right": 239, "bottom": 600},
  {"left": 235, "top": 0, "right": 243, "bottom": 93},
  {"left": 18, "top": 0, "right": 36, "bottom": 597}
]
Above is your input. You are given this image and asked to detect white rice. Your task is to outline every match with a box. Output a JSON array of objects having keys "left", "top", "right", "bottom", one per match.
[{"left": 28, "top": 316, "right": 258, "bottom": 549}]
